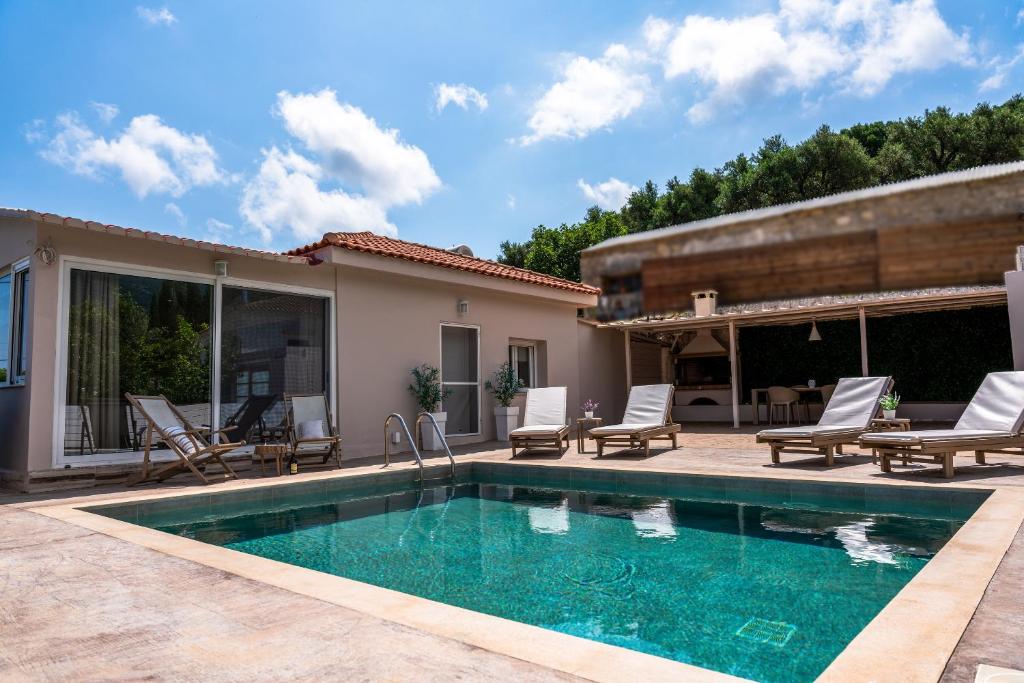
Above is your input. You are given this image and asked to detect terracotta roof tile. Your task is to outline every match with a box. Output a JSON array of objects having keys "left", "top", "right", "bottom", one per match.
[{"left": 288, "top": 231, "right": 600, "bottom": 295}]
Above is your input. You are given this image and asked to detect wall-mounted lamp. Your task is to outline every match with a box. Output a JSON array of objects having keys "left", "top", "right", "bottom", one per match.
[
  {"left": 457, "top": 299, "right": 469, "bottom": 316},
  {"left": 214, "top": 260, "right": 229, "bottom": 278},
  {"left": 808, "top": 320, "right": 822, "bottom": 342},
  {"left": 34, "top": 240, "right": 56, "bottom": 266}
]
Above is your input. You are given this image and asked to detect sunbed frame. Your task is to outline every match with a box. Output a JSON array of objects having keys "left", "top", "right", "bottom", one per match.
[
  {"left": 510, "top": 426, "right": 570, "bottom": 457},
  {"left": 125, "top": 393, "right": 243, "bottom": 486},
  {"left": 756, "top": 430, "right": 861, "bottom": 467},
  {"left": 869, "top": 437, "right": 1024, "bottom": 479},
  {"left": 594, "top": 423, "right": 681, "bottom": 457}
]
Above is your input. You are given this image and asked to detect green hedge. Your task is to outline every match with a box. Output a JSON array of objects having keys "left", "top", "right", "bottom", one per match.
[{"left": 739, "top": 306, "right": 1011, "bottom": 402}]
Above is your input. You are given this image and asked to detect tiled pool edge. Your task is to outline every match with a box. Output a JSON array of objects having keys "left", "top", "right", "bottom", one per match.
[
  {"left": 25, "top": 461, "right": 1024, "bottom": 683},
  {"left": 819, "top": 486, "right": 1024, "bottom": 683}
]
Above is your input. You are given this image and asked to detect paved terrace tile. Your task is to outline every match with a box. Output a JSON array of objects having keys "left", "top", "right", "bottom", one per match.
[{"left": 2, "top": 424, "right": 1023, "bottom": 681}]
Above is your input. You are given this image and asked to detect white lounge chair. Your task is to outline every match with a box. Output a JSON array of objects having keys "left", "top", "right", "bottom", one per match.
[
  {"left": 757, "top": 376, "right": 892, "bottom": 466},
  {"left": 509, "top": 386, "right": 569, "bottom": 456},
  {"left": 286, "top": 393, "right": 342, "bottom": 468},
  {"left": 125, "top": 394, "right": 242, "bottom": 486},
  {"left": 589, "top": 384, "right": 680, "bottom": 457},
  {"left": 861, "top": 371, "right": 1024, "bottom": 478}
]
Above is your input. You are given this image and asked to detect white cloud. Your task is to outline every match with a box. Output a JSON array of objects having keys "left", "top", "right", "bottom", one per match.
[
  {"left": 577, "top": 177, "right": 636, "bottom": 210},
  {"left": 519, "top": 44, "right": 651, "bottom": 144},
  {"left": 435, "top": 83, "right": 489, "bottom": 112},
  {"left": 240, "top": 90, "right": 440, "bottom": 243},
  {"left": 35, "top": 111, "right": 225, "bottom": 198},
  {"left": 164, "top": 201, "right": 186, "bottom": 227},
  {"left": 654, "top": 0, "right": 971, "bottom": 122},
  {"left": 90, "top": 102, "right": 119, "bottom": 124},
  {"left": 980, "top": 45, "right": 1024, "bottom": 92},
  {"left": 137, "top": 6, "right": 176, "bottom": 25},
  {"left": 203, "top": 218, "right": 234, "bottom": 244}
]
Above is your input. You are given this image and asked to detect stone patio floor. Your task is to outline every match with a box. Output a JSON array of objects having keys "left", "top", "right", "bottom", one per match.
[{"left": 2, "top": 424, "right": 1022, "bottom": 681}]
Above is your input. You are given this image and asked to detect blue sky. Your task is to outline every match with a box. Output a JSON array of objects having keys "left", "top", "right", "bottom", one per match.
[{"left": 1, "top": 1, "right": 1022, "bottom": 259}]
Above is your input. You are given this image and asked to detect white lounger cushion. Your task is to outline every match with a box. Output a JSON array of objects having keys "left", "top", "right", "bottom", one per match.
[
  {"left": 510, "top": 424, "right": 567, "bottom": 436},
  {"left": 589, "top": 423, "right": 665, "bottom": 435},
  {"left": 589, "top": 384, "right": 674, "bottom": 436},
  {"left": 621, "top": 384, "right": 674, "bottom": 426},
  {"left": 522, "top": 387, "right": 567, "bottom": 427},
  {"left": 862, "top": 429, "right": 1015, "bottom": 445},
  {"left": 817, "top": 376, "right": 891, "bottom": 427},
  {"left": 757, "top": 424, "right": 866, "bottom": 438},
  {"left": 758, "top": 376, "right": 889, "bottom": 438},
  {"left": 954, "top": 371, "right": 1024, "bottom": 433}
]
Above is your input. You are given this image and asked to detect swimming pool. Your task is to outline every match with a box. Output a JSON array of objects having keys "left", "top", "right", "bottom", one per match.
[{"left": 93, "top": 465, "right": 987, "bottom": 682}]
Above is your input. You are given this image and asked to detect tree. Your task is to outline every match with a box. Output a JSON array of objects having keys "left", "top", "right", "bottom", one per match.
[{"left": 496, "top": 94, "right": 1024, "bottom": 282}]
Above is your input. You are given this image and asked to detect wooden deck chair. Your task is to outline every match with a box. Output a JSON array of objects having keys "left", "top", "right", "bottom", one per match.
[
  {"left": 756, "top": 376, "right": 891, "bottom": 467},
  {"left": 861, "top": 371, "right": 1024, "bottom": 478},
  {"left": 286, "top": 393, "right": 341, "bottom": 468},
  {"left": 589, "top": 384, "right": 681, "bottom": 457},
  {"left": 125, "top": 394, "right": 243, "bottom": 486},
  {"left": 509, "top": 387, "right": 570, "bottom": 456}
]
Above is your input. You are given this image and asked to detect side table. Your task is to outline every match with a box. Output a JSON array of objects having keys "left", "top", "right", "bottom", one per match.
[
  {"left": 253, "top": 443, "right": 290, "bottom": 477},
  {"left": 577, "top": 416, "right": 603, "bottom": 453},
  {"left": 868, "top": 418, "right": 911, "bottom": 464}
]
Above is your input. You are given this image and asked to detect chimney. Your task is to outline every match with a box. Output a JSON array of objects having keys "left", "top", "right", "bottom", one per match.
[{"left": 692, "top": 289, "right": 718, "bottom": 317}]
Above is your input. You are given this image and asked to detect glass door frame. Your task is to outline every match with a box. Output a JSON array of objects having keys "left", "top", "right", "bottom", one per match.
[
  {"left": 438, "top": 321, "right": 481, "bottom": 437},
  {"left": 52, "top": 255, "right": 336, "bottom": 467}
]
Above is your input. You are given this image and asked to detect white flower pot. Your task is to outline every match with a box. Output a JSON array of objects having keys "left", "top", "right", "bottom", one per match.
[
  {"left": 883, "top": 409, "right": 897, "bottom": 420},
  {"left": 494, "top": 406, "right": 519, "bottom": 442},
  {"left": 420, "top": 412, "right": 447, "bottom": 451},
  {"left": 584, "top": 411, "right": 594, "bottom": 419}
]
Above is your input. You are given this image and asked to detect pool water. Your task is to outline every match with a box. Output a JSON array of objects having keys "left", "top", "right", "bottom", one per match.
[{"left": 98, "top": 472, "right": 978, "bottom": 682}]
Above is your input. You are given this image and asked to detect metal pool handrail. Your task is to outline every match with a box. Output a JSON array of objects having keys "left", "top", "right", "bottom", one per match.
[
  {"left": 383, "top": 413, "right": 423, "bottom": 480},
  {"left": 414, "top": 411, "right": 457, "bottom": 480}
]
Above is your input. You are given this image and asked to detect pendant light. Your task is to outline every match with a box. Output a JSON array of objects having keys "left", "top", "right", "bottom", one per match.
[{"left": 808, "top": 320, "right": 822, "bottom": 342}]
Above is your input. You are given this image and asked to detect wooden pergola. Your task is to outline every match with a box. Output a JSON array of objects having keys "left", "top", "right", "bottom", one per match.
[{"left": 599, "top": 286, "right": 1008, "bottom": 428}]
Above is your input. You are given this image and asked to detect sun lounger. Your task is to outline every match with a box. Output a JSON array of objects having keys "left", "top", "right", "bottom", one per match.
[
  {"left": 757, "top": 376, "right": 891, "bottom": 466},
  {"left": 509, "top": 386, "right": 569, "bottom": 456},
  {"left": 589, "top": 384, "right": 680, "bottom": 457},
  {"left": 286, "top": 393, "right": 342, "bottom": 468},
  {"left": 125, "top": 394, "right": 242, "bottom": 486},
  {"left": 860, "top": 371, "right": 1024, "bottom": 478}
]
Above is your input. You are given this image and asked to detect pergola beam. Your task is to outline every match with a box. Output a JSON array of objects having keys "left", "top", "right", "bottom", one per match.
[
  {"left": 859, "top": 306, "right": 869, "bottom": 376},
  {"left": 728, "top": 320, "right": 739, "bottom": 429}
]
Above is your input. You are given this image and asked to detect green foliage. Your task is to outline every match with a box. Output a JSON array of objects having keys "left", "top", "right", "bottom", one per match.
[
  {"left": 484, "top": 362, "right": 523, "bottom": 407},
  {"left": 739, "top": 307, "right": 1012, "bottom": 402},
  {"left": 67, "top": 290, "right": 211, "bottom": 406},
  {"left": 407, "top": 364, "right": 449, "bottom": 413},
  {"left": 497, "top": 95, "right": 1024, "bottom": 281},
  {"left": 879, "top": 393, "right": 901, "bottom": 411}
]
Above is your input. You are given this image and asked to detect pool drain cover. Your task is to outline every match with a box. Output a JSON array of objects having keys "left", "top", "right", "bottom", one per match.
[{"left": 736, "top": 618, "right": 796, "bottom": 647}]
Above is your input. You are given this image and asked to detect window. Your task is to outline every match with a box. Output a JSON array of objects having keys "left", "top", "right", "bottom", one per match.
[
  {"left": 441, "top": 324, "right": 479, "bottom": 435},
  {"left": 64, "top": 268, "right": 214, "bottom": 456},
  {"left": 509, "top": 344, "right": 535, "bottom": 389},
  {"left": 219, "top": 286, "right": 330, "bottom": 442},
  {"left": 1, "top": 259, "right": 30, "bottom": 386}
]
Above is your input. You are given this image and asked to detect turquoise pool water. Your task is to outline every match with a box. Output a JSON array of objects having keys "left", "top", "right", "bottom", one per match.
[{"left": 95, "top": 469, "right": 981, "bottom": 682}]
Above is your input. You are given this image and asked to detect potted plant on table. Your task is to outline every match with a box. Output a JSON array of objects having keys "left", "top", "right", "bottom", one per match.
[
  {"left": 408, "top": 364, "right": 450, "bottom": 451},
  {"left": 582, "top": 399, "right": 599, "bottom": 419},
  {"left": 879, "top": 392, "right": 900, "bottom": 421},
  {"left": 485, "top": 362, "right": 523, "bottom": 441}
]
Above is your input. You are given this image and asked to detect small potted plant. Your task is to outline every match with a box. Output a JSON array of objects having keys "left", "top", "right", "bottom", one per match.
[
  {"left": 408, "top": 364, "right": 450, "bottom": 450},
  {"left": 880, "top": 392, "right": 900, "bottom": 420},
  {"left": 485, "top": 361, "right": 523, "bottom": 441},
  {"left": 582, "top": 399, "right": 599, "bottom": 419}
]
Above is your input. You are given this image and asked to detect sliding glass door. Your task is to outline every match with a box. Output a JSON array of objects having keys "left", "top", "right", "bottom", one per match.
[
  {"left": 59, "top": 264, "right": 332, "bottom": 464},
  {"left": 64, "top": 268, "right": 213, "bottom": 457},
  {"left": 218, "top": 286, "right": 330, "bottom": 444},
  {"left": 441, "top": 324, "right": 479, "bottom": 435}
]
